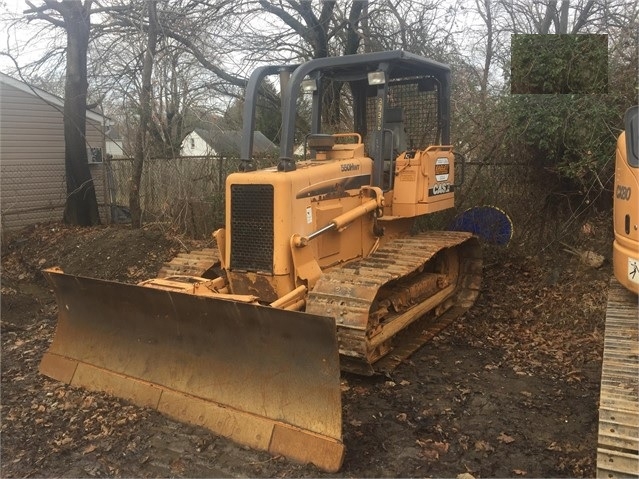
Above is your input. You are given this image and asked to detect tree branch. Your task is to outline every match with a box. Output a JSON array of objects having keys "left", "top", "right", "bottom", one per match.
[{"left": 24, "top": 0, "right": 66, "bottom": 28}]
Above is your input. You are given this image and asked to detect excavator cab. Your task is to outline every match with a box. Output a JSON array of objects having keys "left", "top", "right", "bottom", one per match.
[
  {"left": 612, "top": 106, "right": 639, "bottom": 293},
  {"left": 40, "top": 51, "right": 481, "bottom": 472}
]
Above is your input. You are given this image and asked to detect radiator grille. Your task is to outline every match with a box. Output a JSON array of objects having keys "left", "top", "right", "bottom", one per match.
[{"left": 230, "top": 184, "right": 274, "bottom": 273}]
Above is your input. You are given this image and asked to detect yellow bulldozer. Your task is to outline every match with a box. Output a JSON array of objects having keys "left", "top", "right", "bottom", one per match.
[
  {"left": 597, "top": 106, "right": 639, "bottom": 478},
  {"left": 40, "top": 51, "right": 482, "bottom": 472}
]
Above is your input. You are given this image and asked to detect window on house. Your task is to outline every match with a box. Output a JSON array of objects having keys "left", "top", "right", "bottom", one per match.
[
  {"left": 87, "top": 147, "right": 103, "bottom": 163},
  {"left": 190, "top": 138, "right": 195, "bottom": 148}
]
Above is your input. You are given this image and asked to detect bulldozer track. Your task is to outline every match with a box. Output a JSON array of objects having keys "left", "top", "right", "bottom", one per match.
[
  {"left": 157, "top": 248, "right": 220, "bottom": 278},
  {"left": 597, "top": 278, "right": 639, "bottom": 479},
  {"left": 306, "top": 231, "right": 482, "bottom": 375}
]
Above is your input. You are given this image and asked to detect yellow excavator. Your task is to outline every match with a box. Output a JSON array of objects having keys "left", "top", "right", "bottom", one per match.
[
  {"left": 40, "top": 51, "right": 482, "bottom": 472},
  {"left": 597, "top": 106, "right": 639, "bottom": 478}
]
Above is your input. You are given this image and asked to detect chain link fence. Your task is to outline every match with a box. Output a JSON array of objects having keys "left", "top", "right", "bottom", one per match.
[
  {"left": 105, "top": 156, "right": 275, "bottom": 238},
  {"left": 454, "top": 160, "right": 609, "bottom": 253},
  {"left": 105, "top": 155, "right": 608, "bottom": 252}
]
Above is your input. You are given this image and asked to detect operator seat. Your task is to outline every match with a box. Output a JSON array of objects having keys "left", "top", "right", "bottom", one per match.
[{"left": 384, "top": 107, "right": 407, "bottom": 159}]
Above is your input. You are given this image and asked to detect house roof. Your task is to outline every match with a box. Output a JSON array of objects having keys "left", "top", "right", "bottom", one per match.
[
  {"left": 193, "top": 128, "right": 277, "bottom": 155},
  {"left": 0, "top": 72, "right": 110, "bottom": 124},
  {"left": 105, "top": 123, "right": 123, "bottom": 140}
]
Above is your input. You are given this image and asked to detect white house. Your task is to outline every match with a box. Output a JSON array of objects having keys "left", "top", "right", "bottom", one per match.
[
  {"left": 105, "top": 124, "right": 129, "bottom": 159},
  {"left": 180, "top": 128, "right": 277, "bottom": 157},
  {"left": 181, "top": 129, "right": 218, "bottom": 156}
]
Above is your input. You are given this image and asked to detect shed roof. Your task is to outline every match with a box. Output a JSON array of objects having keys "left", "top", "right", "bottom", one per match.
[{"left": 0, "top": 72, "right": 110, "bottom": 124}]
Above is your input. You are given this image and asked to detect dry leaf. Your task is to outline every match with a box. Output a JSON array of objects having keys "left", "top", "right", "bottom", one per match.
[
  {"left": 497, "top": 432, "right": 515, "bottom": 444},
  {"left": 546, "top": 441, "right": 562, "bottom": 451},
  {"left": 432, "top": 441, "right": 449, "bottom": 454},
  {"left": 53, "top": 436, "right": 73, "bottom": 447},
  {"left": 474, "top": 440, "right": 494, "bottom": 452},
  {"left": 417, "top": 438, "right": 449, "bottom": 461},
  {"left": 420, "top": 448, "right": 439, "bottom": 461},
  {"left": 82, "top": 444, "right": 97, "bottom": 455},
  {"left": 513, "top": 469, "right": 527, "bottom": 475}
]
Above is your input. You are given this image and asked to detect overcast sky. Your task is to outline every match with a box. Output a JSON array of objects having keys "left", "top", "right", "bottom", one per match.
[
  {"left": 0, "top": 0, "right": 487, "bottom": 75},
  {"left": 1, "top": 0, "right": 54, "bottom": 72}
]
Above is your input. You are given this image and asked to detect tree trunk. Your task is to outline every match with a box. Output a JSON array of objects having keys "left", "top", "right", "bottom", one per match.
[
  {"left": 130, "top": 0, "right": 158, "bottom": 229},
  {"left": 60, "top": 1, "right": 100, "bottom": 226},
  {"left": 476, "top": 0, "right": 493, "bottom": 101}
]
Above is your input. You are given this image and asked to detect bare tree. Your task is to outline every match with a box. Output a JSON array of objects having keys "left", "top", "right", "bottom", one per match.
[
  {"left": 225, "top": 0, "right": 460, "bottom": 64},
  {"left": 499, "top": 0, "right": 635, "bottom": 34},
  {"left": 128, "top": 0, "right": 158, "bottom": 229},
  {"left": 258, "top": 1, "right": 330, "bottom": 58},
  {"left": 24, "top": 0, "right": 101, "bottom": 226}
]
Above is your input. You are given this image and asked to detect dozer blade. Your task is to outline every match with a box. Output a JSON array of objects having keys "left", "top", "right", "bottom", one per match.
[{"left": 39, "top": 268, "right": 344, "bottom": 472}]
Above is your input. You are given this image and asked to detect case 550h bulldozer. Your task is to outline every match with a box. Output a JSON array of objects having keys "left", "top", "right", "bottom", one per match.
[{"left": 40, "top": 51, "right": 482, "bottom": 472}]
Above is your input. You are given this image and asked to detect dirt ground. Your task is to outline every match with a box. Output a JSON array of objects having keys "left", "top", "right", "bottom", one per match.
[{"left": 1, "top": 222, "right": 610, "bottom": 478}]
